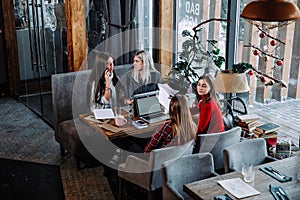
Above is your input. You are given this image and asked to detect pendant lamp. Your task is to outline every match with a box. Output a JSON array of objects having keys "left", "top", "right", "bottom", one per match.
[{"left": 241, "top": 0, "right": 300, "bottom": 22}]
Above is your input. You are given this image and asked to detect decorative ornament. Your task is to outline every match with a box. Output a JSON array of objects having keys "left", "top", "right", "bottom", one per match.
[
  {"left": 248, "top": 70, "right": 254, "bottom": 76},
  {"left": 259, "top": 32, "right": 265, "bottom": 38},
  {"left": 276, "top": 60, "right": 283, "bottom": 66},
  {"left": 253, "top": 50, "right": 259, "bottom": 56},
  {"left": 270, "top": 40, "right": 276, "bottom": 46}
]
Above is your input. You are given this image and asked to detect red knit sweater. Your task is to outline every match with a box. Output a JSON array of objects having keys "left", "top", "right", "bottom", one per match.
[{"left": 196, "top": 98, "right": 224, "bottom": 134}]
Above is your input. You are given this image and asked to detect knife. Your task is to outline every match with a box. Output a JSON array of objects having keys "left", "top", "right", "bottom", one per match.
[{"left": 265, "top": 167, "right": 285, "bottom": 180}]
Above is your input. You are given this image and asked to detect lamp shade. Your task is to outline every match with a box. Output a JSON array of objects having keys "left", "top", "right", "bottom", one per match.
[
  {"left": 215, "top": 71, "right": 250, "bottom": 93},
  {"left": 241, "top": 0, "right": 300, "bottom": 22}
]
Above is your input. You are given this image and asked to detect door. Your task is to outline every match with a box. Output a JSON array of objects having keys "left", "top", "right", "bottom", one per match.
[{"left": 14, "top": 0, "right": 66, "bottom": 125}]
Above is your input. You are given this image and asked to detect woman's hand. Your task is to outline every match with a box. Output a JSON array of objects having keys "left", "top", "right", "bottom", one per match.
[
  {"left": 104, "top": 70, "right": 111, "bottom": 82},
  {"left": 125, "top": 99, "right": 133, "bottom": 105}
]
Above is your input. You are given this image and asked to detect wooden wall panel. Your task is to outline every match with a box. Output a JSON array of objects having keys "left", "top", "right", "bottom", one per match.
[
  {"left": 65, "top": 0, "right": 87, "bottom": 72},
  {"left": 158, "top": 0, "right": 173, "bottom": 80},
  {"left": 1, "top": 0, "right": 20, "bottom": 96}
]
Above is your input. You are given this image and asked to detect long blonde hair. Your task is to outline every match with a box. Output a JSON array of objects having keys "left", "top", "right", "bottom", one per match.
[
  {"left": 132, "top": 50, "right": 158, "bottom": 84},
  {"left": 169, "top": 94, "right": 196, "bottom": 144}
]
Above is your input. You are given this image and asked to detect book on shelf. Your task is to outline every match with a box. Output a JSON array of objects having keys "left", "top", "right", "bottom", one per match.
[
  {"left": 255, "top": 123, "right": 280, "bottom": 134},
  {"left": 237, "top": 114, "right": 262, "bottom": 123},
  {"left": 253, "top": 130, "right": 278, "bottom": 138}
]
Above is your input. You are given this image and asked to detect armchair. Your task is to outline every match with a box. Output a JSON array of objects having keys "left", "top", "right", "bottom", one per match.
[
  {"left": 193, "top": 127, "right": 241, "bottom": 174},
  {"left": 118, "top": 139, "right": 194, "bottom": 200},
  {"left": 161, "top": 153, "right": 218, "bottom": 200},
  {"left": 223, "top": 138, "right": 277, "bottom": 173}
]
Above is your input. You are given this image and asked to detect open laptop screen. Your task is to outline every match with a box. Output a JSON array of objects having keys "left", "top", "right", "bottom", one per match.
[
  {"left": 133, "top": 91, "right": 162, "bottom": 117},
  {"left": 136, "top": 95, "right": 162, "bottom": 116}
]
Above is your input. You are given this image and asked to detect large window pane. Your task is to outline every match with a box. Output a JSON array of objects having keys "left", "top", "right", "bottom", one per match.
[{"left": 175, "top": 0, "right": 228, "bottom": 72}]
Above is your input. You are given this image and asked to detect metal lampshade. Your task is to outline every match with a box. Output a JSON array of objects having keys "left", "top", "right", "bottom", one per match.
[
  {"left": 215, "top": 71, "right": 250, "bottom": 93},
  {"left": 241, "top": 0, "right": 300, "bottom": 22}
]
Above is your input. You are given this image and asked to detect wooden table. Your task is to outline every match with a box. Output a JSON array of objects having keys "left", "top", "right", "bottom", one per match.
[
  {"left": 183, "top": 155, "right": 300, "bottom": 200},
  {"left": 79, "top": 113, "right": 165, "bottom": 140},
  {"left": 80, "top": 112, "right": 199, "bottom": 141}
]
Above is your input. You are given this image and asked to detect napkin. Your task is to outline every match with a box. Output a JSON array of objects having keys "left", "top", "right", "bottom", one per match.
[
  {"left": 214, "top": 194, "right": 233, "bottom": 200},
  {"left": 269, "top": 185, "right": 290, "bottom": 200},
  {"left": 259, "top": 166, "right": 292, "bottom": 182}
]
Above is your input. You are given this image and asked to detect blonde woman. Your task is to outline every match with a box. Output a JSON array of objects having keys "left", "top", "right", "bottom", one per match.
[
  {"left": 144, "top": 94, "right": 196, "bottom": 153},
  {"left": 121, "top": 50, "right": 163, "bottom": 103}
]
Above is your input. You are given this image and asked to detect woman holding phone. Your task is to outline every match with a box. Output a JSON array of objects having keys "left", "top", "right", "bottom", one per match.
[{"left": 87, "top": 52, "right": 124, "bottom": 111}]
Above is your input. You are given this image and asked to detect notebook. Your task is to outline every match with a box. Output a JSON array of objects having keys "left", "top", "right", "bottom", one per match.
[{"left": 133, "top": 91, "right": 170, "bottom": 123}]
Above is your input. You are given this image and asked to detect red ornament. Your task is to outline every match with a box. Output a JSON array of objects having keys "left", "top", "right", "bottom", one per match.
[
  {"left": 260, "top": 76, "right": 266, "bottom": 82},
  {"left": 248, "top": 70, "right": 254, "bottom": 76},
  {"left": 270, "top": 40, "right": 276, "bottom": 46},
  {"left": 259, "top": 32, "right": 265, "bottom": 38},
  {"left": 253, "top": 50, "right": 259, "bottom": 56},
  {"left": 276, "top": 60, "right": 283, "bottom": 66}
]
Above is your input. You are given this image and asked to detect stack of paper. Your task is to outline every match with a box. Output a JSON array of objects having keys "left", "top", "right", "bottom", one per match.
[{"left": 218, "top": 178, "right": 260, "bottom": 199}]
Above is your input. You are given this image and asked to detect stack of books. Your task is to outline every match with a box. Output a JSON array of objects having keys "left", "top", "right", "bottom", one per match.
[
  {"left": 253, "top": 122, "right": 280, "bottom": 147},
  {"left": 237, "top": 114, "right": 262, "bottom": 137}
]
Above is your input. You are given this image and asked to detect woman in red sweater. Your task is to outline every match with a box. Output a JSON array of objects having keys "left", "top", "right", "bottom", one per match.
[{"left": 196, "top": 73, "right": 224, "bottom": 134}]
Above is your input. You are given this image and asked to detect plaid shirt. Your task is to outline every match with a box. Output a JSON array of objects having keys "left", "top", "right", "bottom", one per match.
[{"left": 144, "top": 121, "right": 173, "bottom": 153}]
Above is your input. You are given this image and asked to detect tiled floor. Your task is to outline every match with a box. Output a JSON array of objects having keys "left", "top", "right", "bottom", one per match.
[{"left": 249, "top": 98, "right": 300, "bottom": 145}]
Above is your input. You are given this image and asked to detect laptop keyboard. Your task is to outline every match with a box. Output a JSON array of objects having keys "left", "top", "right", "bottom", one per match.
[{"left": 141, "top": 113, "right": 169, "bottom": 123}]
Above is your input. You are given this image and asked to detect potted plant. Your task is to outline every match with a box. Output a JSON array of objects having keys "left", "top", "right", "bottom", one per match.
[{"left": 167, "top": 19, "right": 228, "bottom": 94}]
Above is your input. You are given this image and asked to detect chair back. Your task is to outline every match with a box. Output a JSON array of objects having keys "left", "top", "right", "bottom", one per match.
[
  {"left": 223, "top": 138, "right": 268, "bottom": 173},
  {"left": 194, "top": 127, "right": 241, "bottom": 172},
  {"left": 149, "top": 139, "right": 194, "bottom": 191},
  {"left": 52, "top": 70, "right": 91, "bottom": 135},
  {"left": 162, "top": 153, "right": 215, "bottom": 200}
]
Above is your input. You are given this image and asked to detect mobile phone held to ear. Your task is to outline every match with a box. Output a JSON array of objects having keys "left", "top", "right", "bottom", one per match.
[{"left": 132, "top": 120, "right": 148, "bottom": 129}]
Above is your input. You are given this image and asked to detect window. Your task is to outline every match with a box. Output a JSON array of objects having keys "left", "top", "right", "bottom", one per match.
[
  {"left": 174, "top": 0, "right": 229, "bottom": 72},
  {"left": 135, "top": 0, "right": 156, "bottom": 56}
]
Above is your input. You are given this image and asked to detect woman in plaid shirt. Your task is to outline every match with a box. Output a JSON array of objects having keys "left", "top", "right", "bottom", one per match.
[{"left": 144, "top": 94, "right": 196, "bottom": 153}]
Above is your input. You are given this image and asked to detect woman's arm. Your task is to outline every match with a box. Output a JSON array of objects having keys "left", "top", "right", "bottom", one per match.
[
  {"left": 197, "top": 102, "right": 213, "bottom": 134},
  {"left": 144, "top": 123, "right": 172, "bottom": 153},
  {"left": 103, "top": 70, "right": 111, "bottom": 102}
]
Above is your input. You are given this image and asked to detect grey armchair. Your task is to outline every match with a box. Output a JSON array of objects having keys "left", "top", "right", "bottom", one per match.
[
  {"left": 193, "top": 127, "right": 241, "bottom": 173},
  {"left": 223, "top": 138, "right": 277, "bottom": 173},
  {"left": 118, "top": 139, "right": 194, "bottom": 200},
  {"left": 161, "top": 153, "right": 218, "bottom": 200}
]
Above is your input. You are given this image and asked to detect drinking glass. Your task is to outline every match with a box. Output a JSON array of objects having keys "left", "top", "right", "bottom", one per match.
[{"left": 242, "top": 165, "right": 255, "bottom": 183}]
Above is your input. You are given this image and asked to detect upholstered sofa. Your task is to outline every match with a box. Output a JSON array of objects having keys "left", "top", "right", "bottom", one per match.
[{"left": 52, "top": 64, "right": 132, "bottom": 169}]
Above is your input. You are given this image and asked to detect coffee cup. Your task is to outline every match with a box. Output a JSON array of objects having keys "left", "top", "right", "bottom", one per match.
[{"left": 114, "top": 115, "right": 127, "bottom": 127}]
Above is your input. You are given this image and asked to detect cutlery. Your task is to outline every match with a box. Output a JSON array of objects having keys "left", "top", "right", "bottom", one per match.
[
  {"left": 276, "top": 191, "right": 284, "bottom": 200},
  {"left": 278, "top": 187, "right": 288, "bottom": 199},
  {"left": 265, "top": 167, "right": 285, "bottom": 180}
]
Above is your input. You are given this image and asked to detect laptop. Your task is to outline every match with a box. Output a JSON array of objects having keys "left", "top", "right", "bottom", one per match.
[{"left": 133, "top": 91, "right": 170, "bottom": 123}]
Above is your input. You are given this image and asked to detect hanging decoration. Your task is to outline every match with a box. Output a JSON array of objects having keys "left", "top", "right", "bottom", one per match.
[{"left": 242, "top": 21, "right": 291, "bottom": 89}]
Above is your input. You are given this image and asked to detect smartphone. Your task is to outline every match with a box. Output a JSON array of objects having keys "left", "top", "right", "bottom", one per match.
[
  {"left": 105, "top": 69, "right": 111, "bottom": 76},
  {"left": 136, "top": 120, "right": 146, "bottom": 125}
]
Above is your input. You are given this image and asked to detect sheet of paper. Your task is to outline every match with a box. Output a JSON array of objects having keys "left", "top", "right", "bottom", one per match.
[
  {"left": 217, "top": 178, "right": 260, "bottom": 199},
  {"left": 158, "top": 83, "right": 178, "bottom": 113},
  {"left": 93, "top": 108, "right": 115, "bottom": 119}
]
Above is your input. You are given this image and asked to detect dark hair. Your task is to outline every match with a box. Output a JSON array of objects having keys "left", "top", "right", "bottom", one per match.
[
  {"left": 196, "top": 73, "right": 221, "bottom": 108},
  {"left": 87, "top": 52, "right": 120, "bottom": 106}
]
